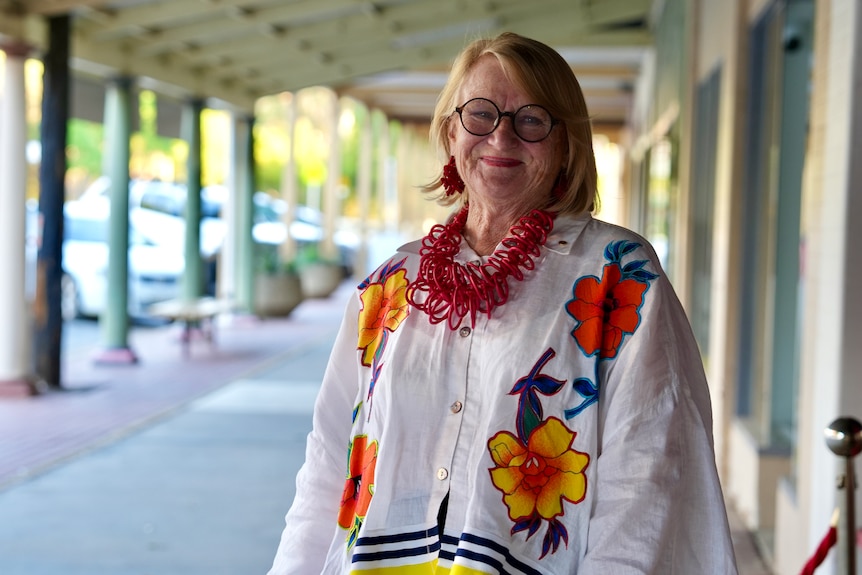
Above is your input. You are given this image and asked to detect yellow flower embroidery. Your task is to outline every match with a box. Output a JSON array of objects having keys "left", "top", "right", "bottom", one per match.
[
  {"left": 357, "top": 267, "right": 410, "bottom": 366},
  {"left": 488, "top": 417, "right": 589, "bottom": 522}
]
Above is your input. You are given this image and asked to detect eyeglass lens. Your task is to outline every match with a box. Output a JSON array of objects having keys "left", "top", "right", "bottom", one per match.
[{"left": 457, "top": 98, "right": 554, "bottom": 142}]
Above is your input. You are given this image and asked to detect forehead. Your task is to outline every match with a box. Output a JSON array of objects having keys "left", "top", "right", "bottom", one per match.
[{"left": 456, "top": 55, "right": 531, "bottom": 107}]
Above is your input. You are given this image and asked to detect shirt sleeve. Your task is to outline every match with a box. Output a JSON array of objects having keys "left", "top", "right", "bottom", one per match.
[
  {"left": 579, "top": 271, "right": 739, "bottom": 574},
  {"left": 268, "top": 294, "right": 361, "bottom": 574}
]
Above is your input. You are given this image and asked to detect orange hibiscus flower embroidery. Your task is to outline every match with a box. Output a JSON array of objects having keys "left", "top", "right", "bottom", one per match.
[
  {"left": 566, "top": 263, "right": 648, "bottom": 359},
  {"left": 357, "top": 265, "right": 410, "bottom": 367},
  {"left": 338, "top": 435, "right": 378, "bottom": 548},
  {"left": 488, "top": 417, "right": 589, "bottom": 523}
]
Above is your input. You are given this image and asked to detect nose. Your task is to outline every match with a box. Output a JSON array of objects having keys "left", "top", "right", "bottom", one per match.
[{"left": 490, "top": 113, "right": 519, "bottom": 143}]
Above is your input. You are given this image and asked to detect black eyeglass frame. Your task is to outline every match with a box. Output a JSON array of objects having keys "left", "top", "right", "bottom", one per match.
[{"left": 453, "top": 97, "right": 560, "bottom": 143}]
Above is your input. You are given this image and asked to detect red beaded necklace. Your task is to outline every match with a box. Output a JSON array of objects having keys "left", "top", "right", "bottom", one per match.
[{"left": 407, "top": 205, "right": 555, "bottom": 329}]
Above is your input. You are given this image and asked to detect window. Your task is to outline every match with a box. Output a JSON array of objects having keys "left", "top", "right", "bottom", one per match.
[
  {"left": 736, "top": 0, "right": 812, "bottom": 457},
  {"left": 690, "top": 67, "right": 721, "bottom": 356}
]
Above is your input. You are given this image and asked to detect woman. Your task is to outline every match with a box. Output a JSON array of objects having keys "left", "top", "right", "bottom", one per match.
[{"left": 269, "top": 32, "right": 739, "bottom": 574}]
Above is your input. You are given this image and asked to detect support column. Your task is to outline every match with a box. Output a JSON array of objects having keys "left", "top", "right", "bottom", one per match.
[
  {"left": 0, "top": 43, "right": 37, "bottom": 396},
  {"left": 181, "top": 98, "right": 204, "bottom": 301},
  {"left": 378, "top": 114, "right": 397, "bottom": 232},
  {"left": 355, "top": 105, "right": 372, "bottom": 279},
  {"left": 233, "top": 114, "right": 255, "bottom": 313},
  {"left": 218, "top": 120, "right": 237, "bottom": 304},
  {"left": 95, "top": 76, "right": 136, "bottom": 364},
  {"left": 279, "top": 92, "right": 298, "bottom": 266},
  {"left": 34, "top": 15, "right": 70, "bottom": 390},
  {"left": 321, "top": 90, "right": 340, "bottom": 261}
]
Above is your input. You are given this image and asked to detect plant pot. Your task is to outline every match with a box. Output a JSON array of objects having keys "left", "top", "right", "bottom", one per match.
[
  {"left": 298, "top": 262, "right": 343, "bottom": 299},
  {"left": 253, "top": 272, "right": 304, "bottom": 317}
]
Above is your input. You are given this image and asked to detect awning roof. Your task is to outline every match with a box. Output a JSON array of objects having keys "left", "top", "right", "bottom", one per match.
[{"left": 0, "top": 0, "right": 654, "bottom": 124}]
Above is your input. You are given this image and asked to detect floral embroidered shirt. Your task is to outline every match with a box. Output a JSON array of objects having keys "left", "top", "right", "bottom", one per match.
[{"left": 269, "top": 213, "right": 739, "bottom": 575}]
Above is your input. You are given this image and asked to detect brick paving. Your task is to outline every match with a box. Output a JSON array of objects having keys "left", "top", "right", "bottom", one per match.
[{"left": 0, "top": 284, "right": 349, "bottom": 491}]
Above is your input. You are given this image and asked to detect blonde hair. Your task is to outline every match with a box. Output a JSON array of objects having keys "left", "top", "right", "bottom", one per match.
[{"left": 423, "top": 32, "right": 598, "bottom": 215}]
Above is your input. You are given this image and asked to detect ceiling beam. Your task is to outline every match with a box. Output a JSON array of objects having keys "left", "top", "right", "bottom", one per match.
[
  {"left": 28, "top": 0, "right": 650, "bottom": 124},
  {"left": 583, "top": 0, "right": 654, "bottom": 27},
  {"left": 108, "top": 0, "right": 518, "bottom": 59},
  {"left": 17, "top": 0, "right": 109, "bottom": 16}
]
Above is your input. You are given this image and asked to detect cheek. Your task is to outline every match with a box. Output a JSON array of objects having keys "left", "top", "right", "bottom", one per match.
[{"left": 449, "top": 132, "right": 477, "bottom": 164}]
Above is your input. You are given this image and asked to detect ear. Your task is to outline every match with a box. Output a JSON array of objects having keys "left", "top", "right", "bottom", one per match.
[{"left": 446, "top": 116, "right": 458, "bottom": 150}]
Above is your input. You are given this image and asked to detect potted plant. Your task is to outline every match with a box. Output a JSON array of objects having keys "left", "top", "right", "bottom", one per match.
[
  {"left": 253, "top": 244, "right": 304, "bottom": 317},
  {"left": 295, "top": 242, "right": 344, "bottom": 299}
]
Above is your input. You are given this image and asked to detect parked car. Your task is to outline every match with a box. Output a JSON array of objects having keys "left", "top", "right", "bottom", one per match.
[
  {"left": 79, "top": 177, "right": 225, "bottom": 259},
  {"left": 80, "top": 176, "right": 222, "bottom": 219},
  {"left": 236, "top": 189, "right": 359, "bottom": 274},
  {"left": 199, "top": 185, "right": 328, "bottom": 245},
  {"left": 26, "top": 199, "right": 186, "bottom": 322}
]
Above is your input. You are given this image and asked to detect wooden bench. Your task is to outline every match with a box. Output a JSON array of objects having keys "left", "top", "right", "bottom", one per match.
[{"left": 147, "top": 297, "right": 232, "bottom": 356}]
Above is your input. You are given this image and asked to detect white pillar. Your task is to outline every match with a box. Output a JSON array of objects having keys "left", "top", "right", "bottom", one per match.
[
  {"left": 0, "top": 47, "right": 33, "bottom": 391},
  {"left": 279, "top": 92, "right": 298, "bottom": 265},
  {"left": 377, "top": 114, "right": 397, "bottom": 232},
  {"left": 356, "top": 106, "right": 373, "bottom": 278},
  {"left": 232, "top": 113, "right": 256, "bottom": 312},
  {"left": 321, "top": 90, "right": 340, "bottom": 261},
  {"left": 217, "top": 114, "right": 238, "bottom": 303}
]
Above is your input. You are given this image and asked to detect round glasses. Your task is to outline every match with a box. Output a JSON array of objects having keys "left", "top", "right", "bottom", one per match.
[{"left": 454, "top": 98, "right": 558, "bottom": 143}]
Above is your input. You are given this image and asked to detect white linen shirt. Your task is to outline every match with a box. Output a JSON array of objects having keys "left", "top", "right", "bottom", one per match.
[{"left": 269, "top": 213, "right": 739, "bottom": 575}]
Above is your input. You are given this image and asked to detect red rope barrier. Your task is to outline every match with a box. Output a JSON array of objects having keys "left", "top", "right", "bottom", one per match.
[{"left": 800, "top": 509, "right": 839, "bottom": 575}]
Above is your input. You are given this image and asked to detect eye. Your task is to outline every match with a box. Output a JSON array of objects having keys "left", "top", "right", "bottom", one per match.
[
  {"left": 518, "top": 114, "right": 544, "bottom": 126},
  {"left": 471, "top": 109, "right": 496, "bottom": 121},
  {"left": 517, "top": 107, "right": 550, "bottom": 127}
]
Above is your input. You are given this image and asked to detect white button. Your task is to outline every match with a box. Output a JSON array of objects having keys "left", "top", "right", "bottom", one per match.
[
  {"left": 459, "top": 326, "right": 471, "bottom": 337},
  {"left": 437, "top": 467, "right": 449, "bottom": 480},
  {"left": 450, "top": 401, "right": 463, "bottom": 414}
]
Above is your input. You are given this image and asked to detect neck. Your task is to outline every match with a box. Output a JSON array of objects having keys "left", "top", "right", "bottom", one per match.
[{"left": 462, "top": 202, "right": 540, "bottom": 255}]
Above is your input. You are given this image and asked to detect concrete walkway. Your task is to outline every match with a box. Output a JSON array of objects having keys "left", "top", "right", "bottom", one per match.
[{"left": 0, "top": 281, "right": 772, "bottom": 574}]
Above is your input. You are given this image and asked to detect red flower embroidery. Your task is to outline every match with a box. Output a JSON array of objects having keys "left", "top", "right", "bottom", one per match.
[
  {"left": 338, "top": 435, "right": 378, "bottom": 546},
  {"left": 566, "top": 263, "right": 647, "bottom": 359}
]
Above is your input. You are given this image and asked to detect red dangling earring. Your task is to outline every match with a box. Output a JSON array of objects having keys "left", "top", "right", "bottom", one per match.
[
  {"left": 441, "top": 156, "right": 465, "bottom": 196},
  {"left": 552, "top": 171, "right": 569, "bottom": 198}
]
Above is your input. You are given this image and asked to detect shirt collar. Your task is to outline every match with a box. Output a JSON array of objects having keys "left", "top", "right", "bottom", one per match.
[{"left": 544, "top": 212, "right": 591, "bottom": 255}]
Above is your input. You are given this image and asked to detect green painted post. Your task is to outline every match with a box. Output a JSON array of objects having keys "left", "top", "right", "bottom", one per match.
[
  {"left": 97, "top": 76, "right": 136, "bottom": 363},
  {"left": 234, "top": 114, "right": 256, "bottom": 313},
  {"left": 182, "top": 98, "right": 204, "bottom": 301}
]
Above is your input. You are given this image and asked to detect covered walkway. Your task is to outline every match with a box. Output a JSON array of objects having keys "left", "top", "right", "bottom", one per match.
[{"left": 3, "top": 1, "right": 862, "bottom": 574}]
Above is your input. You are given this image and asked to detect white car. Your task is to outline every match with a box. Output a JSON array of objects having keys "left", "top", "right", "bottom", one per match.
[
  {"left": 79, "top": 177, "right": 226, "bottom": 259},
  {"left": 60, "top": 200, "right": 185, "bottom": 321}
]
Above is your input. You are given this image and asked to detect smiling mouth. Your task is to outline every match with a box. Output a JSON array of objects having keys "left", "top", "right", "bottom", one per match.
[{"left": 482, "top": 156, "right": 522, "bottom": 168}]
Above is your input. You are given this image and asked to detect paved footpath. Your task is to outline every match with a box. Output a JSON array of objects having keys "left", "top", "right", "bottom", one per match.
[
  {"left": 0, "top": 282, "right": 350, "bottom": 575},
  {"left": 0, "top": 280, "right": 771, "bottom": 574}
]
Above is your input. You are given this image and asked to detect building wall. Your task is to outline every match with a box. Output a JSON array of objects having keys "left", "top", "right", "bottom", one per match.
[
  {"left": 774, "top": 1, "right": 862, "bottom": 574},
  {"left": 636, "top": 1, "right": 862, "bottom": 573},
  {"left": 695, "top": 0, "right": 747, "bottom": 484}
]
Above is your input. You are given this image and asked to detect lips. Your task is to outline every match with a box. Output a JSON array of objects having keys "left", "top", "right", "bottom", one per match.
[{"left": 482, "top": 156, "right": 522, "bottom": 168}]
